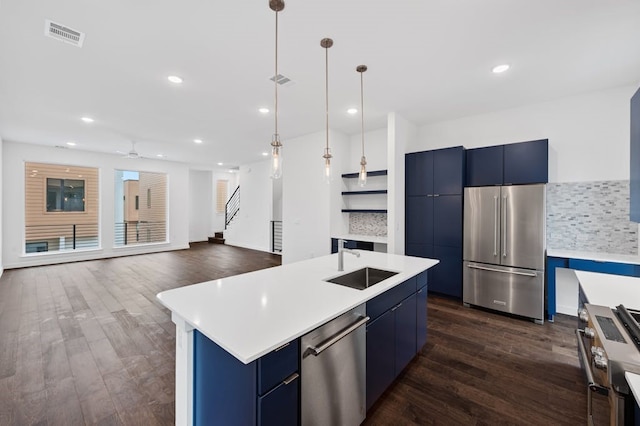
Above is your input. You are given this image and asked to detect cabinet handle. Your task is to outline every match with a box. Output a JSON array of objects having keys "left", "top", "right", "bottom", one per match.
[
  {"left": 304, "top": 316, "right": 370, "bottom": 357},
  {"left": 426, "top": 194, "right": 433, "bottom": 197},
  {"left": 433, "top": 194, "right": 440, "bottom": 197},
  {"left": 391, "top": 302, "right": 403, "bottom": 312},
  {"left": 274, "top": 342, "right": 290, "bottom": 352},
  {"left": 466, "top": 263, "right": 537, "bottom": 277},
  {"left": 282, "top": 372, "right": 299, "bottom": 385}
]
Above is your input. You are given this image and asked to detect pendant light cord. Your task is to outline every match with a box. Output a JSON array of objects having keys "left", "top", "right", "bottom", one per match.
[
  {"left": 274, "top": 9, "right": 279, "bottom": 137},
  {"left": 325, "top": 45, "right": 329, "bottom": 150},
  {"left": 360, "top": 70, "right": 364, "bottom": 157}
]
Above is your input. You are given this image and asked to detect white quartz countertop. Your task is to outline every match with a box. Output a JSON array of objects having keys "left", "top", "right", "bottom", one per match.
[
  {"left": 332, "top": 234, "right": 388, "bottom": 244},
  {"left": 156, "top": 251, "right": 437, "bottom": 364},
  {"left": 575, "top": 270, "right": 640, "bottom": 308},
  {"left": 548, "top": 249, "right": 640, "bottom": 265}
]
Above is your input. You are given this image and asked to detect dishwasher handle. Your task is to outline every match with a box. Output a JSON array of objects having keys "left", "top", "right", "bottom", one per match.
[{"left": 305, "top": 315, "right": 370, "bottom": 357}]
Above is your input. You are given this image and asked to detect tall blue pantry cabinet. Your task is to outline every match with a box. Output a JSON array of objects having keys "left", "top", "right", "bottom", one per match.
[{"left": 405, "top": 146, "right": 465, "bottom": 298}]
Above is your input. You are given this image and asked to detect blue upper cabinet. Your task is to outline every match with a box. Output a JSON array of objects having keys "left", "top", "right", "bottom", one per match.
[
  {"left": 406, "top": 151, "right": 433, "bottom": 196},
  {"left": 631, "top": 87, "right": 640, "bottom": 222},
  {"left": 503, "top": 139, "right": 549, "bottom": 185},
  {"left": 466, "top": 139, "right": 548, "bottom": 186},
  {"left": 465, "top": 145, "right": 504, "bottom": 187},
  {"left": 433, "top": 146, "right": 465, "bottom": 195},
  {"left": 406, "top": 147, "right": 464, "bottom": 196}
]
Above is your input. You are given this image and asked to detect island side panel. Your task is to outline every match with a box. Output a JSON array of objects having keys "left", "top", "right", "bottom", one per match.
[{"left": 172, "top": 313, "right": 194, "bottom": 426}]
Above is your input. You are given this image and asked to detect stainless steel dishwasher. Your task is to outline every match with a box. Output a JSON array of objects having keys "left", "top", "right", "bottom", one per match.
[{"left": 301, "top": 304, "right": 369, "bottom": 426}]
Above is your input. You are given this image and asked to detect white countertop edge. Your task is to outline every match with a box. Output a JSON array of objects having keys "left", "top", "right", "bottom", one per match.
[
  {"left": 332, "top": 234, "right": 388, "bottom": 244},
  {"left": 157, "top": 252, "right": 437, "bottom": 364},
  {"left": 626, "top": 372, "right": 640, "bottom": 406},
  {"left": 548, "top": 249, "right": 640, "bottom": 265},
  {"left": 575, "top": 270, "right": 640, "bottom": 308}
]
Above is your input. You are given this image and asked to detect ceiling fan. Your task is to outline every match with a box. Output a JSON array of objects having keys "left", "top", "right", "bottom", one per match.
[{"left": 123, "top": 141, "right": 144, "bottom": 159}]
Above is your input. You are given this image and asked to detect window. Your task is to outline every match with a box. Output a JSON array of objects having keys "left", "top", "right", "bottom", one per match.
[
  {"left": 114, "top": 170, "right": 167, "bottom": 247},
  {"left": 216, "top": 180, "right": 228, "bottom": 213},
  {"left": 25, "top": 162, "right": 99, "bottom": 254},
  {"left": 46, "top": 178, "right": 85, "bottom": 212}
]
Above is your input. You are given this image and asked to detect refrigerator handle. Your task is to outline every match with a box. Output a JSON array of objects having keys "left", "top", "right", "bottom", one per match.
[
  {"left": 493, "top": 195, "right": 498, "bottom": 257},
  {"left": 502, "top": 195, "right": 508, "bottom": 258}
]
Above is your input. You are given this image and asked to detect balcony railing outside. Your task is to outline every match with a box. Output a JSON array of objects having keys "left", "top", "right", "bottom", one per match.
[
  {"left": 114, "top": 221, "right": 167, "bottom": 247},
  {"left": 25, "top": 223, "right": 99, "bottom": 253},
  {"left": 271, "top": 220, "right": 282, "bottom": 253}
]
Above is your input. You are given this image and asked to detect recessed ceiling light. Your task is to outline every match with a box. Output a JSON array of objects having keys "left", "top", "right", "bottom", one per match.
[
  {"left": 217, "top": 162, "right": 223, "bottom": 166},
  {"left": 262, "top": 152, "right": 269, "bottom": 156},
  {"left": 228, "top": 169, "right": 235, "bottom": 173},
  {"left": 167, "top": 75, "right": 183, "bottom": 84},
  {"left": 194, "top": 139, "right": 203, "bottom": 144},
  {"left": 347, "top": 108, "right": 358, "bottom": 115},
  {"left": 259, "top": 108, "right": 270, "bottom": 114},
  {"left": 492, "top": 64, "right": 510, "bottom": 74},
  {"left": 81, "top": 116, "right": 94, "bottom": 123},
  {"left": 66, "top": 141, "right": 76, "bottom": 146},
  {"left": 157, "top": 154, "right": 165, "bottom": 158}
]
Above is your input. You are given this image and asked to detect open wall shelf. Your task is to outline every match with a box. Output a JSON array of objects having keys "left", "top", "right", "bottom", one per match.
[
  {"left": 341, "top": 170, "right": 388, "bottom": 179},
  {"left": 341, "top": 209, "right": 388, "bottom": 213},
  {"left": 341, "top": 190, "right": 388, "bottom": 195}
]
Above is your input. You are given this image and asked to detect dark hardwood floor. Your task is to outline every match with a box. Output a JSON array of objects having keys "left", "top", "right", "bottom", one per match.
[{"left": 0, "top": 243, "right": 586, "bottom": 425}]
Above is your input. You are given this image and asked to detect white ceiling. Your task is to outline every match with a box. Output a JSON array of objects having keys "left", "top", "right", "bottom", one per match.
[{"left": 1, "top": 0, "right": 639, "bottom": 170}]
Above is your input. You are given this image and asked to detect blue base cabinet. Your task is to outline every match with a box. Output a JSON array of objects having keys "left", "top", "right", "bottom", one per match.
[
  {"left": 366, "top": 272, "right": 428, "bottom": 411},
  {"left": 194, "top": 332, "right": 299, "bottom": 426}
]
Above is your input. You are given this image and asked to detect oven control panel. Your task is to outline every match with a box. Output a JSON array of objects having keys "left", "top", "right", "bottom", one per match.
[{"left": 596, "top": 315, "right": 627, "bottom": 344}]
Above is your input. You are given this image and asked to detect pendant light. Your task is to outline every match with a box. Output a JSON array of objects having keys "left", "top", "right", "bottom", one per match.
[
  {"left": 269, "top": 0, "right": 285, "bottom": 179},
  {"left": 357, "top": 65, "right": 368, "bottom": 187},
  {"left": 321, "top": 38, "right": 333, "bottom": 183}
]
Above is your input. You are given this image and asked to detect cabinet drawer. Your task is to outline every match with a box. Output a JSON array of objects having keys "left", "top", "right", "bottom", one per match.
[
  {"left": 257, "top": 372, "right": 299, "bottom": 426},
  {"left": 257, "top": 339, "right": 299, "bottom": 395},
  {"left": 367, "top": 277, "right": 416, "bottom": 321}
]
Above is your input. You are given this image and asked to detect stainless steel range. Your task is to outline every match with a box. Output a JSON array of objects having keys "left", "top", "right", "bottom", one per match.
[{"left": 577, "top": 303, "right": 640, "bottom": 425}]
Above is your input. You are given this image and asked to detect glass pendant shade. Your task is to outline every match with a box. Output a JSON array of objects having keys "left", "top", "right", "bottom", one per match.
[
  {"left": 271, "top": 135, "right": 283, "bottom": 179},
  {"left": 323, "top": 147, "right": 332, "bottom": 183},
  {"left": 358, "top": 156, "right": 367, "bottom": 187}
]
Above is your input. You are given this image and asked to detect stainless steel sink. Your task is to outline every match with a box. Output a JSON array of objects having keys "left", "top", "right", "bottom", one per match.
[{"left": 325, "top": 267, "right": 398, "bottom": 290}]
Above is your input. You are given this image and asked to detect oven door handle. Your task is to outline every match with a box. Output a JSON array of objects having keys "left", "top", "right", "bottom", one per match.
[{"left": 576, "top": 329, "right": 609, "bottom": 396}]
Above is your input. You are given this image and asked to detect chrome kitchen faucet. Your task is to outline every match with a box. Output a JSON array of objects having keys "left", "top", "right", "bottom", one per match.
[{"left": 338, "top": 239, "right": 360, "bottom": 271}]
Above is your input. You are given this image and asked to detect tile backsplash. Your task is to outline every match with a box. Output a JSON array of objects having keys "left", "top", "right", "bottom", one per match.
[
  {"left": 349, "top": 213, "right": 387, "bottom": 236},
  {"left": 547, "top": 180, "right": 638, "bottom": 255}
]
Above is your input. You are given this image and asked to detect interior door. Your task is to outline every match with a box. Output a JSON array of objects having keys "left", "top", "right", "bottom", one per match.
[
  {"left": 500, "top": 184, "right": 546, "bottom": 270},
  {"left": 463, "top": 186, "right": 501, "bottom": 264}
]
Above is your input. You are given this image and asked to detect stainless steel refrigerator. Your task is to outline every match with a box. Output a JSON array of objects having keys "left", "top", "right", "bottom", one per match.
[{"left": 463, "top": 184, "right": 546, "bottom": 323}]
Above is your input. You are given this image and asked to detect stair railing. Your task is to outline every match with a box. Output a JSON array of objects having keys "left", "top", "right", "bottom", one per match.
[{"left": 225, "top": 186, "right": 240, "bottom": 229}]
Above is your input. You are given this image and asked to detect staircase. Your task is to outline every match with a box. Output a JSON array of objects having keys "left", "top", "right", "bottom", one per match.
[{"left": 208, "top": 231, "right": 225, "bottom": 244}]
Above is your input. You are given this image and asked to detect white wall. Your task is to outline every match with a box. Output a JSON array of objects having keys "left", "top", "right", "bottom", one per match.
[
  {"left": 414, "top": 85, "right": 637, "bottom": 183},
  {"left": 189, "top": 169, "right": 213, "bottom": 242},
  {"left": 223, "top": 160, "right": 272, "bottom": 252},
  {"left": 0, "top": 137, "right": 3, "bottom": 276},
  {"left": 283, "top": 130, "right": 350, "bottom": 264},
  {"left": 387, "top": 113, "right": 416, "bottom": 255},
  {"left": 349, "top": 128, "right": 388, "bottom": 172},
  {"left": 2, "top": 141, "right": 190, "bottom": 268}
]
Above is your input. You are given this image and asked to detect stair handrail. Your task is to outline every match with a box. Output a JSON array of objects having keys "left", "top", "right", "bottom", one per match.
[{"left": 225, "top": 186, "right": 240, "bottom": 229}]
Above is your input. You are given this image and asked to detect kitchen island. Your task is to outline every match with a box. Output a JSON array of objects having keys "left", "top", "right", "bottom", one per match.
[{"left": 157, "top": 250, "right": 438, "bottom": 426}]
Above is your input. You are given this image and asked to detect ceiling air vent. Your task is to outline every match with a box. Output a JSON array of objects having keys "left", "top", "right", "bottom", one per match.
[
  {"left": 44, "top": 19, "right": 85, "bottom": 47},
  {"left": 270, "top": 74, "right": 294, "bottom": 86}
]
